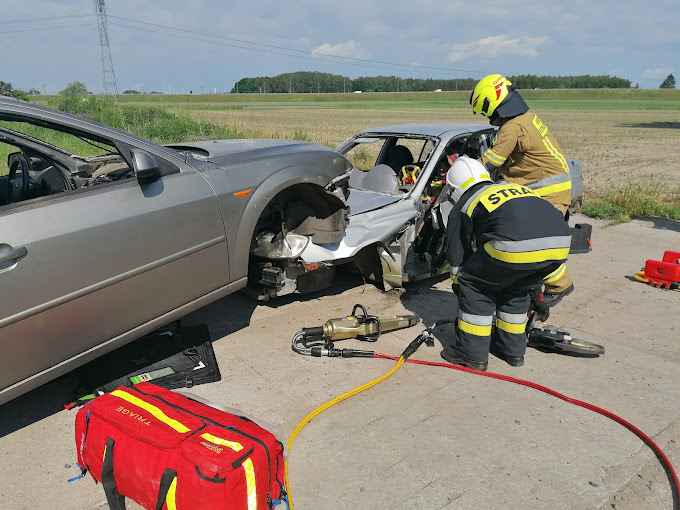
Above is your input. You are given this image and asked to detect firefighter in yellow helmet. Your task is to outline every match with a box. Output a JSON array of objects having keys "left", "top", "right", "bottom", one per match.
[{"left": 469, "top": 74, "right": 574, "bottom": 307}]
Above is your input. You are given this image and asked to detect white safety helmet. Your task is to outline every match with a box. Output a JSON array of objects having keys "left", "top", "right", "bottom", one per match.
[{"left": 446, "top": 155, "right": 492, "bottom": 202}]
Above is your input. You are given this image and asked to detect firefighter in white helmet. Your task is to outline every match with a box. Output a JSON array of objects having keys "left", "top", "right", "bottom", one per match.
[
  {"left": 469, "top": 74, "right": 574, "bottom": 307},
  {"left": 442, "top": 156, "right": 571, "bottom": 371}
]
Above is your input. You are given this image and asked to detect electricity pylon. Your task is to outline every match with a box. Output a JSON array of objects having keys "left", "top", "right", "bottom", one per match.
[{"left": 93, "top": 0, "right": 118, "bottom": 96}]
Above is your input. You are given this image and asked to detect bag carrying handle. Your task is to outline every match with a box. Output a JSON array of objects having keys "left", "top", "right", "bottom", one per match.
[
  {"left": 155, "top": 468, "right": 179, "bottom": 510},
  {"left": 101, "top": 438, "right": 126, "bottom": 510},
  {"left": 101, "top": 438, "right": 178, "bottom": 510}
]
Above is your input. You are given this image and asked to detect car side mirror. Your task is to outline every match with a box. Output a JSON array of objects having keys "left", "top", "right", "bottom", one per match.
[{"left": 130, "top": 150, "right": 161, "bottom": 183}]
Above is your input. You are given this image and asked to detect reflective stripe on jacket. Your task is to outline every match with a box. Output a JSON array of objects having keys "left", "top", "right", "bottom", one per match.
[{"left": 447, "top": 182, "right": 571, "bottom": 271}]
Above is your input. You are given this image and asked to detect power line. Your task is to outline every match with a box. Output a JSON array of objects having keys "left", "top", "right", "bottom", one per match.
[
  {"left": 107, "top": 15, "right": 483, "bottom": 77},
  {"left": 0, "top": 23, "right": 95, "bottom": 34},
  {"left": 1, "top": 12, "right": 484, "bottom": 79},
  {"left": 109, "top": 22, "right": 460, "bottom": 78},
  {"left": 0, "top": 13, "right": 93, "bottom": 25}
]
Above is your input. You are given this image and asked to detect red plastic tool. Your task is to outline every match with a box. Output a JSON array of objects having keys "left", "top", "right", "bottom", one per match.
[{"left": 644, "top": 251, "right": 680, "bottom": 289}]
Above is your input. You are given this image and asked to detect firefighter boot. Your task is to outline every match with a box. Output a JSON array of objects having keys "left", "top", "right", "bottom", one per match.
[
  {"left": 440, "top": 347, "right": 488, "bottom": 371},
  {"left": 543, "top": 283, "right": 574, "bottom": 308}
]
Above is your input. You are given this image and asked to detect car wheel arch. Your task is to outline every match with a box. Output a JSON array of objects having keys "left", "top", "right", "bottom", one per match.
[{"left": 231, "top": 173, "right": 348, "bottom": 281}]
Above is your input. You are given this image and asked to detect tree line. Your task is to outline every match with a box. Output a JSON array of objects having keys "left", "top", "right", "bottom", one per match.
[{"left": 231, "top": 72, "right": 633, "bottom": 93}]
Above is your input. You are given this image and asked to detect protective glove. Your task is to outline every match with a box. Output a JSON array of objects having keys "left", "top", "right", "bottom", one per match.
[{"left": 529, "top": 289, "right": 550, "bottom": 322}]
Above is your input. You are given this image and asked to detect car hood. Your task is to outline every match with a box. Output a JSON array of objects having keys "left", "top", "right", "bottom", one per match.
[
  {"left": 346, "top": 188, "right": 403, "bottom": 216},
  {"left": 166, "top": 139, "right": 335, "bottom": 165},
  {"left": 300, "top": 189, "right": 417, "bottom": 263}
]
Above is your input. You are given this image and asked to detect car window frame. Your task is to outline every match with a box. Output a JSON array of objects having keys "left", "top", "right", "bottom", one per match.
[{"left": 0, "top": 118, "right": 183, "bottom": 213}]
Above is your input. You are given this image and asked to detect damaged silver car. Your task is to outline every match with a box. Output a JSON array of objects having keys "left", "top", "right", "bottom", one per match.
[
  {"left": 0, "top": 97, "right": 351, "bottom": 404},
  {"left": 295, "top": 123, "right": 583, "bottom": 291}
]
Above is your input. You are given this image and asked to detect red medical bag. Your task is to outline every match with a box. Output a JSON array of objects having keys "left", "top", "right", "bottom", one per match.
[{"left": 75, "top": 382, "right": 286, "bottom": 510}]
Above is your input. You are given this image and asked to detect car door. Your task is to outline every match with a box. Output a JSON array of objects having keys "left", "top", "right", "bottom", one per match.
[{"left": 0, "top": 147, "right": 228, "bottom": 399}]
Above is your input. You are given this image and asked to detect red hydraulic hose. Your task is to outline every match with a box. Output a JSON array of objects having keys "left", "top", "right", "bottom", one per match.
[{"left": 374, "top": 352, "right": 680, "bottom": 509}]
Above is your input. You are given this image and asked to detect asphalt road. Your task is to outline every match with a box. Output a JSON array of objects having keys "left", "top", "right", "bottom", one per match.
[{"left": 1, "top": 213, "right": 679, "bottom": 510}]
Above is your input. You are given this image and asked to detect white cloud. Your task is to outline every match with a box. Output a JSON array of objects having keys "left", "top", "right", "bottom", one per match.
[
  {"left": 448, "top": 35, "right": 549, "bottom": 63},
  {"left": 641, "top": 68, "right": 673, "bottom": 80},
  {"left": 311, "top": 40, "right": 368, "bottom": 59}
]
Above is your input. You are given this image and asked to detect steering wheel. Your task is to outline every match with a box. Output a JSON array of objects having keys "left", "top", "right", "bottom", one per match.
[{"left": 7, "top": 155, "right": 30, "bottom": 204}]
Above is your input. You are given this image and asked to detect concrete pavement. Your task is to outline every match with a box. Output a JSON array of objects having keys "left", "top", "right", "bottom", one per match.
[{"left": 0, "top": 213, "right": 679, "bottom": 509}]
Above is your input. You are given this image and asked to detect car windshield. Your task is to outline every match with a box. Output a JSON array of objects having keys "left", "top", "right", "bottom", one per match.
[{"left": 343, "top": 134, "right": 437, "bottom": 195}]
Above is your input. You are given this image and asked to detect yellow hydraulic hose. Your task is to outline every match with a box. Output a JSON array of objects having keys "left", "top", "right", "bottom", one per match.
[
  {"left": 283, "top": 356, "right": 406, "bottom": 509},
  {"left": 633, "top": 270, "right": 679, "bottom": 291},
  {"left": 633, "top": 270, "right": 649, "bottom": 284}
]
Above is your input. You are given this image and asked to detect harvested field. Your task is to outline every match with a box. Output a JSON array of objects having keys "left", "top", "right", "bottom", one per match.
[{"left": 194, "top": 105, "right": 680, "bottom": 193}]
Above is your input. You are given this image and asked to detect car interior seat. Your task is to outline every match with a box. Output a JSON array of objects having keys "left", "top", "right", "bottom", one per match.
[
  {"left": 386, "top": 145, "right": 414, "bottom": 174},
  {"left": 354, "top": 164, "right": 400, "bottom": 194}
]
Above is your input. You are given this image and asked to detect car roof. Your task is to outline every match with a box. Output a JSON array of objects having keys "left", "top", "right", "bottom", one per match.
[{"left": 356, "top": 123, "right": 492, "bottom": 137}]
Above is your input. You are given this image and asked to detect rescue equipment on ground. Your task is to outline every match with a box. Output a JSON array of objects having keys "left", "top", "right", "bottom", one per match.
[
  {"left": 526, "top": 295, "right": 605, "bottom": 355},
  {"left": 285, "top": 307, "right": 675, "bottom": 510},
  {"left": 291, "top": 303, "right": 420, "bottom": 357},
  {"left": 74, "top": 382, "right": 286, "bottom": 510},
  {"left": 634, "top": 251, "right": 680, "bottom": 290},
  {"left": 71, "top": 323, "right": 220, "bottom": 404},
  {"left": 569, "top": 223, "right": 593, "bottom": 254}
]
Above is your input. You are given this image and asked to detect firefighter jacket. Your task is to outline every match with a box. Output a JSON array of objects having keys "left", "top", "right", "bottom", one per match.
[
  {"left": 447, "top": 181, "right": 572, "bottom": 280},
  {"left": 478, "top": 112, "right": 572, "bottom": 213}
]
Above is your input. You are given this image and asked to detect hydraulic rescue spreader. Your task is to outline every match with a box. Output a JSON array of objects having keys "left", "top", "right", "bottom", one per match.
[{"left": 291, "top": 304, "right": 420, "bottom": 358}]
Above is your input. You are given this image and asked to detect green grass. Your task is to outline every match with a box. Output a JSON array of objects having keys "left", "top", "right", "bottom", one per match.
[
  {"left": 51, "top": 95, "right": 255, "bottom": 143},
  {"left": 1, "top": 95, "right": 262, "bottom": 174},
  {"left": 29, "top": 88, "right": 680, "bottom": 111},
  {"left": 581, "top": 177, "right": 680, "bottom": 223}
]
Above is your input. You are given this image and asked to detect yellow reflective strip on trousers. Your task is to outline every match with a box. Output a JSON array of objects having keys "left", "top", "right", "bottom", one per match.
[
  {"left": 458, "top": 318, "right": 492, "bottom": 337},
  {"left": 496, "top": 318, "right": 527, "bottom": 335},
  {"left": 166, "top": 477, "right": 177, "bottom": 510},
  {"left": 243, "top": 458, "right": 257, "bottom": 510},
  {"left": 110, "top": 390, "right": 191, "bottom": 433},
  {"left": 200, "top": 433, "right": 243, "bottom": 451},
  {"left": 544, "top": 263, "right": 566, "bottom": 283},
  {"left": 484, "top": 243, "right": 570, "bottom": 264}
]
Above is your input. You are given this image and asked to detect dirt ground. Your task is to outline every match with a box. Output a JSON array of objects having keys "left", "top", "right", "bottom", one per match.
[
  {"left": 1, "top": 213, "right": 679, "bottom": 509},
  {"left": 197, "top": 106, "right": 680, "bottom": 192}
]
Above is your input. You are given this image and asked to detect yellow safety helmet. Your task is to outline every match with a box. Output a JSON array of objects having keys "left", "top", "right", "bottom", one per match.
[{"left": 470, "top": 74, "right": 513, "bottom": 117}]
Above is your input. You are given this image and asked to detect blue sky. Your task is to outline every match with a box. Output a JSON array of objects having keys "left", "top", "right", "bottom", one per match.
[{"left": 1, "top": 0, "right": 678, "bottom": 94}]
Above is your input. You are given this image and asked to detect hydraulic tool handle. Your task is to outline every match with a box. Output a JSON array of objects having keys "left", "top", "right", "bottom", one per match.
[
  {"left": 321, "top": 315, "right": 420, "bottom": 341},
  {"left": 401, "top": 331, "right": 435, "bottom": 359},
  {"left": 309, "top": 347, "right": 375, "bottom": 358}
]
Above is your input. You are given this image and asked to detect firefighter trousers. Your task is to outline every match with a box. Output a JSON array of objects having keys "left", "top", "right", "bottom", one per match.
[
  {"left": 544, "top": 202, "right": 573, "bottom": 293},
  {"left": 455, "top": 250, "right": 564, "bottom": 363}
]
